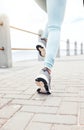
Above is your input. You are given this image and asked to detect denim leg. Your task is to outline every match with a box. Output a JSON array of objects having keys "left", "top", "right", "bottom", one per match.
[
  {"left": 41, "top": 23, "right": 48, "bottom": 39},
  {"left": 44, "top": 0, "right": 66, "bottom": 69}
]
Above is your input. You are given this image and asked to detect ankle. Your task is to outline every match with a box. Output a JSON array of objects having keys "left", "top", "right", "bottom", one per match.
[
  {"left": 43, "top": 67, "right": 51, "bottom": 74},
  {"left": 41, "top": 38, "right": 47, "bottom": 43},
  {"left": 47, "top": 68, "right": 51, "bottom": 74}
]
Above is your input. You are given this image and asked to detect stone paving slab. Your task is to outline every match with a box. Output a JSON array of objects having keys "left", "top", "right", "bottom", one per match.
[
  {"left": 0, "top": 112, "right": 34, "bottom": 130},
  {"left": 0, "top": 56, "right": 84, "bottom": 129},
  {"left": 11, "top": 99, "right": 44, "bottom": 106},
  {"left": 20, "top": 105, "right": 58, "bottom": 114},
  {"left": 0, "top": 104, "right": 21, "bottom": 119},
  {"left": 58, "top": 101, "right": 78, "bottom": 115},
  {"left": 25, "top": 122, "right": 52, "bottom": 130},
  {"left": 53, "top": 125, "right": 83, "bottom": 130},
  {"left": 80, "top": 103, "right": 84, "bottom": 108},
  {"left": 0, "top": 98, "right": 12, "bottom": 109},
  {"left": 3, "top": 94, "right": 32, "bottom": 100},
  {"left": 80, "top": 109, "right": 84, "bottom": 125},
  {"left": 32, "top": 113, "right": 77, "bottom": 125},
  {"left": 0, "top": 119, "right": 7, "bottom": 128},
  {"left": 43, "top": 97, "right": 62, "bottom": 107}
]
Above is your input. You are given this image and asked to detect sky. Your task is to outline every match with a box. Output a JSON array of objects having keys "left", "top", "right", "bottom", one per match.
[{"left": 0, "top": 0, "right": 84, "bottom": 49}]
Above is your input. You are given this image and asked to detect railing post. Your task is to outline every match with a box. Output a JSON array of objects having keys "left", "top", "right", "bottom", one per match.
[
  {"left": 80, "top": 42, "right": 83, "bottom": 55},
  {"left": 74, "top": 41, "right": 77, "bottom": 55},
  {"left": 66, "top": 39, "right": 70, "bottom": 56},
  {"left": 56, "top": 47, "right": 60, "bottom": 57},
  {"left": 0, "top": 14, "right": 12, "bottom": 68}
]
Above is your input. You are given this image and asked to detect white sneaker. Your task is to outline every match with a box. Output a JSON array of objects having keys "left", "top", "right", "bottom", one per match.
[
  {"left": 35, "top": 67, "right": 51, "bottom": 95},
  {"left": 36, "top": 38, "right": 47, "bottom": 57}
]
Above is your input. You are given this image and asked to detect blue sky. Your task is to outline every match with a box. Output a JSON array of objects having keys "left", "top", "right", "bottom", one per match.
[{"left": 0, "top": 0, "right": 84, "bottom": 48}]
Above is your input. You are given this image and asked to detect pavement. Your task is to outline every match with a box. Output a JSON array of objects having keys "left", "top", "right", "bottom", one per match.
[{"left": 0, "top": 55, "right": 84, "bottom": 130}]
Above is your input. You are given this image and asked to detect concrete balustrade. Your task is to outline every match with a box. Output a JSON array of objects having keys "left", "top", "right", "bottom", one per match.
[{"left": 0, "top": 14, "right": 12, "bottom": 68}]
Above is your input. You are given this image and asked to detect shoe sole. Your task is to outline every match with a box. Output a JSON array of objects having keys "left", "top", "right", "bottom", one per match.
[
  {"left": 36, "top": 45, "right": 46, "bottom": 57},
  {"left": 35, "top": 77, "right": 51, "bottom": 94},
  {"left": 37, "top": 88, "right": 51, "bottom": 95}
]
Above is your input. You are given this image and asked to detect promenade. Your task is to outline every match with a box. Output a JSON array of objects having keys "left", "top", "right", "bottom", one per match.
[{"left": 0, "top": 55, "right": 84, "bottom": 130}]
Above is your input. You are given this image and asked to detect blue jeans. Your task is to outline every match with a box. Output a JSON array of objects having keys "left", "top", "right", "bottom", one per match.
[{"left": 42, "top": 0, "right": 66, "bottom": 69}]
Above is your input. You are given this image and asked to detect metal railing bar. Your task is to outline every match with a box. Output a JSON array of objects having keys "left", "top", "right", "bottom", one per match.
[
  {"left": 10, "top": 26, "right": 40, "bottom": 36},
  {"left": 0, "top": 22, "right": 3, "bottom": 26},
  {"left": 12, "top": 48, "right": 36, "bottom": 50},
  {"left": 0, "top": 47, "right": 4, "bottom": 50},
  {"left": 0, "top": 47, "right": 36, "bottom": 51}
]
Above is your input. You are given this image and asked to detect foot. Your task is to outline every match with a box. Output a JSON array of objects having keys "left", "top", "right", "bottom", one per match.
[
  {"left": 35, "top": 67, "right": 51, "bottom": 95},
  {"left": 36, "top": 38, "right": 47, "bottom": 57},
  {"left": 36, "top": 45, "right": 46, "bottom": 57}
]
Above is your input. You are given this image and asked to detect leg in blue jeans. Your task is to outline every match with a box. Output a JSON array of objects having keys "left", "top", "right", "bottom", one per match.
[
  {"left": 41, "top": 23, "right": 48, "bottom": 39},
  {"left": 35, "top": 0, "right": 66, "bottom": 94},
  {"left": 44, "top": 0, "right": 66, "bottom": 69}
]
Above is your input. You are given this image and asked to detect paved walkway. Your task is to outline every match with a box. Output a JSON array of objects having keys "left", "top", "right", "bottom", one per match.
[{"left": 0, "top": 55, "right": 84, "bottom": 130}]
